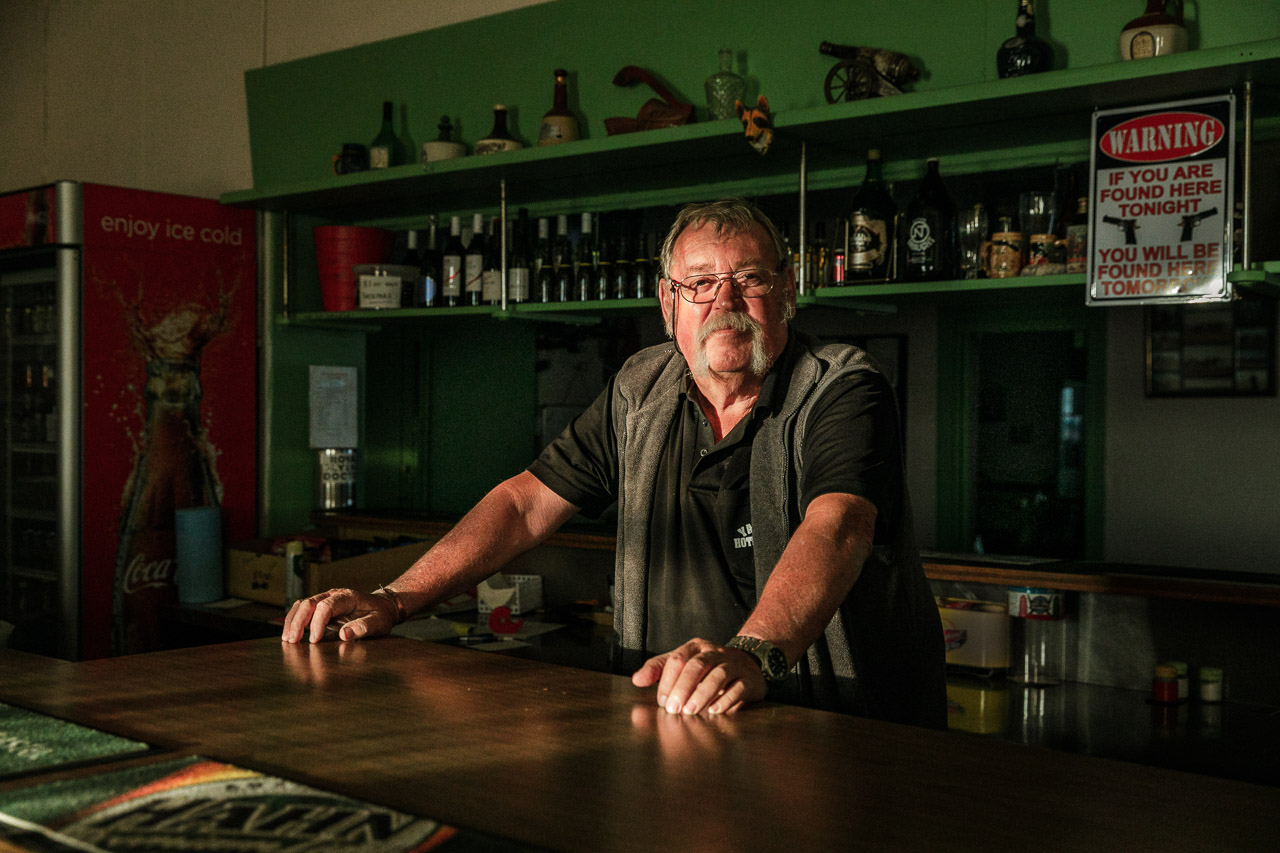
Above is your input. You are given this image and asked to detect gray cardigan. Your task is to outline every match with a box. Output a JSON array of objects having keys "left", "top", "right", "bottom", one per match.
[{"left": 609, "top": 330, "right": 945, "bottom": 726}]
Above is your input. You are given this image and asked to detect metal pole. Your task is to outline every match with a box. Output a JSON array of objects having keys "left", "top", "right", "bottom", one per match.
[
  {"left": 1242, "top": 81, "right": 1253, "bottom": 275},
  {"left": 500, "top": 179, "right": 508, "bottom": 311},
  {"left": 798, "top": 141, "right": 807, "bottom": 296}
]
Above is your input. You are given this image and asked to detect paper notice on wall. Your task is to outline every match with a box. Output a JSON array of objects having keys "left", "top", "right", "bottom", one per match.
[
  {"left": 309, "top": 364, "right": 358, "bottom": 448},
  {"left": 1087, "top": 94, "right": 1235, "bottom": 306}
]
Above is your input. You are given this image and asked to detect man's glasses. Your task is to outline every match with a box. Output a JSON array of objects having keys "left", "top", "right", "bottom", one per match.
[{"left": 668, "top": 268, "right": 777, "bottom": 303}]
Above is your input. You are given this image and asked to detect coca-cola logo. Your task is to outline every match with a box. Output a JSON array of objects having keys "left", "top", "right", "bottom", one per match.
[
  {"left": 121, "top": 553, "right": 174, "bottom": 594},
  {"left": 1100, "top": 111, "right": 1225, "bottom": 163}
]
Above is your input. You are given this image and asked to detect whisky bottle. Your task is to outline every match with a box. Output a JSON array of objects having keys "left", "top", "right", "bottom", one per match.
[
  {"left": 997, "top": 1, "right": 1054, "bottom": 78},
  {"left": 538, "top": 69, "right": 580, "bottom": 146},
  {"left": 847, "top": 149, "right": 896, "bottom": 281}
]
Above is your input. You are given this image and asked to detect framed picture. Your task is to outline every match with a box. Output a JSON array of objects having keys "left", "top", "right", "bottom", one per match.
[{"left": 1145, "top": 291, "right": 1276, "bottom": 396}]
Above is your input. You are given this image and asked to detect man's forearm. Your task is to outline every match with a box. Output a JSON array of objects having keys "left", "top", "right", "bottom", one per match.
[
  {"left": 389, "top": 471, "right": 578, "bottom": 616},
  {"left": 738, "top": 492, "right": 874, "bottom": 665}
]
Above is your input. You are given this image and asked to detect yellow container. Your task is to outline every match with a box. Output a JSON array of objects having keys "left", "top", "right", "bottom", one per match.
[
  {"left": 937, "top": 598, "right": 1011, "bottom": 673},
  {"left": 946, "top": 679, "right": 1012, "bottom": 734}
]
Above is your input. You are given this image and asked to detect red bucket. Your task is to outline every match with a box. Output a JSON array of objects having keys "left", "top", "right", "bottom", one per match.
[{"left": 314, "top": 225, "right": 393, "bottom": 311}]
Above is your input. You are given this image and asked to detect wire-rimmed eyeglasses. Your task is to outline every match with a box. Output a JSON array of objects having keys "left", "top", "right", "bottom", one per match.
[{"left": 668, "top": 268, "right": 778, "bottom": 303}]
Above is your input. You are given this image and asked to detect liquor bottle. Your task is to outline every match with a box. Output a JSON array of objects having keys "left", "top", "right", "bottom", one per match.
[
  {"left": 509, "top": 210, "right": 531, "bottom": 303},
  {"left": 369, "top": 100, "right": 403, "bottom": 168},
  {"left": 612, "top": 229, "right": 630, "bottom": 300},
  {"left": 417, "top": 215, "right": 441, "bottom": 307},
  {"left": 705, "top": 48, "right": 745, "bottom": 121},
  {"left": 848, "top": 149, "right": 896, "bottom": 281},
  {"left": 399, "top": 230, "right": 422, "bottom": 308},
  {"left": 902, "top": 158, "right": 956, "bottom": 281},
  {"left": 632, "top": 233, "right": 651, "bottom": 299},
  {"left": 535, "top": 218, "right": 554, "bottom": 302},
  {"left": 1065, "top": 197, "right": 1089, "bottom": 273},
  {"left": 554, "top": 214, "right": 573, "bottom": 302},
  {"left": 113, "top": 297, "right": 225, "bottom": 654},
  {"left": 997, "top": 1, "right": 1053, "bottom": 78},
  {"left": 481, "top": 216, "right": 503, "bottom": 304},
  {"left": 576, "top": 213, "right": 595, "bottom": 301},
  {"left": 538, "top": 69, "right": 580, "bottom": 146},
  {"left": 808, "top": 222, "right": 830, "bottom": 286},
  {"left": 474, "top": 105, "right": 523, "bottom": 155},
  {"left": 465, "top": 213, "right": 486, "bottom": 305},
  {"left": 594, "top": 220, "right": 613, "bottom": 300},
  {"left": 442, "top": 216, "right": 465, "bottom": 307}
]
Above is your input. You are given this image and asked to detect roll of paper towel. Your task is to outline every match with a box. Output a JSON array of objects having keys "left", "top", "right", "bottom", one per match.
[{"left": 175, "top": 506, "right": 224, "bottom": 604}]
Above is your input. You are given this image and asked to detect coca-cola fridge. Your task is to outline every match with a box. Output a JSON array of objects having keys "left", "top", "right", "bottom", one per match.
[{"left": 0, "top": 182, "right": 257, "bottom": 660}]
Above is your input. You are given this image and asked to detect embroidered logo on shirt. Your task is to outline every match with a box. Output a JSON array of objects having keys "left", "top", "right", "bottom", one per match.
[{"left": 733, "top": 523, "right": 754, "bottom": 550}]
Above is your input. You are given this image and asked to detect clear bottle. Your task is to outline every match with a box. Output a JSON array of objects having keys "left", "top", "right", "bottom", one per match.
[
  {"left": 465, "top": 213, "right": 486, "bottom": 306},
  {"left": 1007, "top": 587, "right": 1065, "bottom": 687},
  {"left": 997, "top": 0, "right": 1054, "bottom": 78},
  {"left": 475, "top": 105, "right": 523, "bottom": 155},
  {"left": 539, "top": 69, "right": 580, "bottom": 146},
  {"left": 848, "top": 149, "right": 896, "bottom": 281},
  {"left": 441, "top": 215, "right": 465, "bottom": 307},
  {"left": 705, "top": 48, "right": 745, "bottom": 121},
  {"left": 369, "top": 100, "right": 402, "bottom": 168},
  {"left": 903, "top": 158, "right": 956, "bottom": 282}
]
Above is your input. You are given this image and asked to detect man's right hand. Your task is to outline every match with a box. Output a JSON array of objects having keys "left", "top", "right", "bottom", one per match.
[{"left": 281, "top": 588, "right": 397, "bottom": 644}]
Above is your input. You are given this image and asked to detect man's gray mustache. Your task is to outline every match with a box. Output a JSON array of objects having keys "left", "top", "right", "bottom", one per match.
[{"left": 695, "top": 311, "right": 763, "bottom": 346}]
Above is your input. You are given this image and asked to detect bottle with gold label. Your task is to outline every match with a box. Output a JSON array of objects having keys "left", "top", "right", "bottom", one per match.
[{"left": 847, "top": 150, "right": 895, "bottom": 281}]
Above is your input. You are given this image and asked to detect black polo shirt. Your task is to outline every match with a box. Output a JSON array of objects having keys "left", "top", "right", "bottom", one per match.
[{"left": 528, "top": 336, "right": 903, "bottom": 657}]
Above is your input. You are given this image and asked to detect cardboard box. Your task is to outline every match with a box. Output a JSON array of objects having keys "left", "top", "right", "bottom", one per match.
[{"left": 226, "top": 537, "right": 437, "bottom": 607}]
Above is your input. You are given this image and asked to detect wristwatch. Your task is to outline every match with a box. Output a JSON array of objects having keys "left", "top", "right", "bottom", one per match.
[{"left": 726, "top": 635, "right": 790, "bottom": 682}]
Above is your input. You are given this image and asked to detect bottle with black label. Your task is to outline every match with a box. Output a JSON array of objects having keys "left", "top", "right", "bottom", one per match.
[
  {"left": 418, "top": 215, "right": 441, "bottom": 307},
  {"left": 997, "top": 0, "right": 1053, "bottom": 78},
  {"left": 903, "top": 158, "right": 956, "bottom": 281},
  {"left": 464, "top": 213, "right": 486, "bottom": 305},
  {"left": 475, "top": 105, "right": 523, "bottom": 155},
  {"left": 369, "top": 100, "right": 402, "bottom": 168},
  {"left": 442, "top": 216, "right": 465, "bottom": 307},
  {"left": 848, "top": 149, "right": 896, "bottom": 281}
]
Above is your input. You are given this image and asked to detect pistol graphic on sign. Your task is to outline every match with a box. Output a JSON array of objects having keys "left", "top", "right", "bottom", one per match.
[
  {"left": 1179, "top": 207, "right": 1218, "bottom": 241},
  {"left": 1102, "top": 215, "right": 1140, "bottom": 245}
]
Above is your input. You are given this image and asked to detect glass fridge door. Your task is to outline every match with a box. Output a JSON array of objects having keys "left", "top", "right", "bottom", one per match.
[{"left": 1, "top": 248, "right": 80, "bottom": 659}]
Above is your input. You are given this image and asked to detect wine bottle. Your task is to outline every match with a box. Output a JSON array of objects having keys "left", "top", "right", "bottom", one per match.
[
  {"left": 481, "top": 216, "right": 503, "bottom": 304},
  {"left": 536, "top": 218, "right": 554, "bottom": 302},
  {"left": 400, "top": 230, "right": 422, "bottom": 307},
  {"left": 442, "top": 216, "right": 465, "bottom": 307},
  {"left": 997, "top": 1, "right": 1053, "bottom": 78},
  {"left": 369, "top": 100, "right": 402, "bottom": 168},
  {"left": 475, "top": 105, "right": 523, "bottom": 155},
  {"left": 595, "top": 218, "right": 613, "bottom": 301},
  {"left": 612, "top": 229, "right": 630, "bottom": 300},
  {"left": 418, "top": 215, "right": 441, "bottom": 307},
  {"left": 554, "top": 214, "right": 573, "bottom": 302},
  {"left": 576, "top": 213, "right": 595, "bottom": 301},
  {"left": 538, "top": 69, "right": 580, "bottom": 146},
  {"left": 632, "top": 233, "right": 651, "bottom": 299},
  {"left": 465, "top": 213, "right": 486, "bottom": 305},
  {"left": 848, "top": 149, "right": 896, "bottom": 281},
  {"left": 903, "top": 158, "right": 956, "bottom": 282},
  {"left": 510, "top": 209, "right": 531, "bottom": 303}
]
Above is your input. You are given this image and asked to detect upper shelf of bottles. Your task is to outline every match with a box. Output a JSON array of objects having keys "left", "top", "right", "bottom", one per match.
[{"left": 222, "top": 40, "right": 1280, "bottom": 225}]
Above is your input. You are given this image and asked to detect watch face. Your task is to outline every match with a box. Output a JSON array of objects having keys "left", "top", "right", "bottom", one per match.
[{"left": 764, "top": 647, "right": 789, "bottom": 680}]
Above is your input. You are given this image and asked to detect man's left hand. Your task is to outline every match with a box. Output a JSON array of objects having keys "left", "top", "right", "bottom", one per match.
[{"left": 631, "top": 638, "right": 767, "bottom": 715}]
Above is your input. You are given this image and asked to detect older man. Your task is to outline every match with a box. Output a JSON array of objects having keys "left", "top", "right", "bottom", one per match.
[{"left": 283, "top": 198, "right": 945, "bottom": 727}]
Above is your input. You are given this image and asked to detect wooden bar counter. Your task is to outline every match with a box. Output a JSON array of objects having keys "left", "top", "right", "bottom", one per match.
[{"left": 2, "top": 637, "right": 1277, "bottom": 851}]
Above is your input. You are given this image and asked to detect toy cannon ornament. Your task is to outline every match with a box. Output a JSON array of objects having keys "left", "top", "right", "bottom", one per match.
[
  {"left": 820, "top": 42, "right": 919, "bottom": 104},
  {"left": 605, "top": 66, "right": 694, "bottom": 135}
]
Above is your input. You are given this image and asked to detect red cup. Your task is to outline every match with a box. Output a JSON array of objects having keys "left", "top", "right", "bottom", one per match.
[{"left": 313, "top": 226, "right": 393, "bottom": 311}]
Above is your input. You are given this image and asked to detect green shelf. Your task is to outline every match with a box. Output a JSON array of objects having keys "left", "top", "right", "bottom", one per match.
[{"left": 222, "top": 39, "right": 1280, "bottom": 225}]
